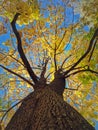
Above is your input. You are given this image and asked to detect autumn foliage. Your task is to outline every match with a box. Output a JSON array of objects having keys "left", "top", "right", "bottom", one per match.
[{"left": 0, "top": 0, "right": 98, "bottom": 129}]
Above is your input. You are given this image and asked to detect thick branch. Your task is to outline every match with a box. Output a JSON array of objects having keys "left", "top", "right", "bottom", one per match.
[
  {"left": 64, "top": 28, "right": 98, "bottom": 75},
  {"left": 11, "top": 13, "right": 38, "bottom": 84},
  {"left": 0, "top": 65, "right": 34, "bottom": 87}
]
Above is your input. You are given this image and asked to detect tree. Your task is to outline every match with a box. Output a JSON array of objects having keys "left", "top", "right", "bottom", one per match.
[{"left": 0, "top": 0, "right": 98, "bottom": 129}]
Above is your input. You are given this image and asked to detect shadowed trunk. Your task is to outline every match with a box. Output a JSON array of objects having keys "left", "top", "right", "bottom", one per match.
[{"left": 5, "top": 77, "right": 95, "bottom": 130}]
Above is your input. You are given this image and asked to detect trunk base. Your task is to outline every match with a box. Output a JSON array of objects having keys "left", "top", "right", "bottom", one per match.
[{"left": 6, "top": 87, "right": 95, "bottom": 130}]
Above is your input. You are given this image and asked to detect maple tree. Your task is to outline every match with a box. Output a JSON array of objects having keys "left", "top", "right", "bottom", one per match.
[{"left": 0, "top": 0, "right": 98, "bottom": 129}]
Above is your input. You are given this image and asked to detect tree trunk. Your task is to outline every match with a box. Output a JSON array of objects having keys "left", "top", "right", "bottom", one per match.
[{"left": 5, "top": 87, "right": 95, "bottom": 130}]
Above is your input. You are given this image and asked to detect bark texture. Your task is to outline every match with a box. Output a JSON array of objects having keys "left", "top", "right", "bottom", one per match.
[{"left": 5, "top": 87, "right": 95, "bottom": 130}]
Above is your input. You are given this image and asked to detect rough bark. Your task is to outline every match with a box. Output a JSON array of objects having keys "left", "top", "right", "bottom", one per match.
[
  {"left": 49, "top": 71, "right": 65, "bottom": 96},
  {"left": 5, "top": 86, "right": 95, "bottom": 130}
]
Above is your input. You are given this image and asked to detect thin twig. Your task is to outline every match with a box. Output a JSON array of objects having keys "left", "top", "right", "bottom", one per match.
[
  {"left": 65, "top": 83, "right": 82, "bottom": 91},
  {"left": 46, "top": 71, "right": 54, "bottom": 79},
  {"left": 56, "top": 29, "right": 67, "bottom": 50},
  {"left": 39, "top": 22, "right": 54, "bottom": 50},
  {"left": 61, "top": 54, "right": 72, "bottom": 68},
  {"left": 0, "top": 51, "right": 25, "bottom": 67}
]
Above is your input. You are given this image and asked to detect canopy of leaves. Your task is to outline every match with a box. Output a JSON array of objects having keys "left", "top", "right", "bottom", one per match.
[{"left": 0, "top": 0, "right": 39, "bottom": 25}]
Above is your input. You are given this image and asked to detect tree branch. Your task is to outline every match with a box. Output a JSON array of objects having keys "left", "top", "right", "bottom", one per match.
[
  {"left": 64, "top": 28, "right": 98, "bottom": 75},
  {"left": 9, "top": 54, "right": 25, "bottom": 67},
  {"left": 40, "top": 58, "right": 49, "bottom": 78},
  {"left": 65, "top": 83, "right": 82, "bottom": 91},
  {"left": 65, "top": 67, "right": 98, "bottom": 78},
  {"left": 0, "top": 51, "right": 25, "bottom": 67},
  {"left": 11, "top": 13, "right": 38, "bottom": 84},
  {"left": 61, "top": 54, "right": 72, "bottom": 69},
  {"left": 88, "top": 39, "right": 97, "bottom": 62},
  {"left": 39, "top": 22, "right": 54, "bottom": 50},
  {"left": 54, "top": 52, "right": 57, "bottom": 72},
  {"left": 56, "top": 29, "right": 66, "bottom": 50},
  {"left": 0, "top": 65, "right": 34, "bottom": 87},
  {"left": 0, "top": 99, "right": 23, "bottom": 123}
]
